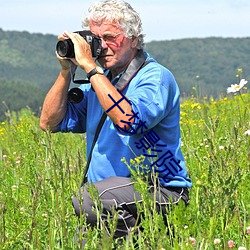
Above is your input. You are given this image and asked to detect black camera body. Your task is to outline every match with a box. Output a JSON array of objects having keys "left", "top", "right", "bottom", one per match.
[{"left": 56, "top": 30, "right": 102, "bottom": 58}]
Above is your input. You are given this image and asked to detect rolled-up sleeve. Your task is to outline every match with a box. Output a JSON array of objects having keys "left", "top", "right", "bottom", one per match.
[{"left": 57, "top": 87, "right": 89, "bottom": 133}]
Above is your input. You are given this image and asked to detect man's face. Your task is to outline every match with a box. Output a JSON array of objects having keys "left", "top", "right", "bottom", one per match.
[{"left": 89, "top": 20, "right": 138, "bottom": 73}]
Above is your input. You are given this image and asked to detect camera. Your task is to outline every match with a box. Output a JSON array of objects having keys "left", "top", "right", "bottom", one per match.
[{"left": 56, "top": 30, "right": 102, "bottom": 58}]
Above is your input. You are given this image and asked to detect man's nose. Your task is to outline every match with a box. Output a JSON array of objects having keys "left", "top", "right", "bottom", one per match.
[{"left": 101, "top": 38, "right": 108, "bottom": 49}]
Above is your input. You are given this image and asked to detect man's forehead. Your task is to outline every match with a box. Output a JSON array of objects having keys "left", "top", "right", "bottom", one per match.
[{"left": 90, "top": 20, "right": 122, "bottom": 33}]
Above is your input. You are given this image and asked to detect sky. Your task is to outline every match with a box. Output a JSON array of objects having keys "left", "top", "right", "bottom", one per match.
[{"left": 1, "top": 0, "right": 250, "bottom": 42}]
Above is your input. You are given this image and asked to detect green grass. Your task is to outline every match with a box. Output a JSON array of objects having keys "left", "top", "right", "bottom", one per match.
[{"left": 0, "top": 93, "right": 249, "bottom": 249}]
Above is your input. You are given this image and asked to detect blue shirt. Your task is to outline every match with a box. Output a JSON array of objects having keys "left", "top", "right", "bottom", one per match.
[{"left": 58, "top": 52, "right": 192, "bottom": 188}]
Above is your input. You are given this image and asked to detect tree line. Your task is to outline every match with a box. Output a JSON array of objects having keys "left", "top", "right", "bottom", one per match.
[{"left": 0, "top": 28, "right": 249, "bottom": 120}]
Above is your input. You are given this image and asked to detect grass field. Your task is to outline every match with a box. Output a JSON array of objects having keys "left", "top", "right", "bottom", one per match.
[{"left": 0, "top": 90, "right": 249, "bottom": 249}]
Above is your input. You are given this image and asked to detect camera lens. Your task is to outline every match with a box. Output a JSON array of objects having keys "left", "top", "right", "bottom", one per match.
[
  {"left": 68, "top": 88, "right": 84, "bottom": 103},
  {"left": 56, "top": 39, "right": 74, "bottom": 58}
]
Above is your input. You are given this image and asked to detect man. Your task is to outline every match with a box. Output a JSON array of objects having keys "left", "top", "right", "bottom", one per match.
[{"left": 40, "top": 0, "right": 192, "bottom": 242}]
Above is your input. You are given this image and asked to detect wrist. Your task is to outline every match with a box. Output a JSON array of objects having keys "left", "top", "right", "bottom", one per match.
[
  {"left": 87, "top": 66, "right": 104, "bottom": 80},
  {"left": 60, "top": 69, "right": 71, "bottom": 80}
]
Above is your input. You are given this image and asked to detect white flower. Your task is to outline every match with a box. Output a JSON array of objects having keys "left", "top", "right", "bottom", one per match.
[
  {"left": 227, "top": 79, "right": 248, "bottom": 93},
  {"left": 189, "top": 237, "right": 196, "bottom": 245},
  {"left": 20, "top": 207, "right": 25, "bottom": 214},
  {"left": 218, "top": 145, "right": 224, "bottom": 150},
  {"left": 238, "top": 247, "right": 246, "bottom": 250},
  {"left": 244, "top": 130, "right": 250, "bottom": 136},
  {"left": 214, "top": 238, "right": 221, "bottom": 244}
]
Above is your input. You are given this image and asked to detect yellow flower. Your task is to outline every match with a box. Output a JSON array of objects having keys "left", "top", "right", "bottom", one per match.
[
  {"left": 237, "top": 67, "right": 243, "bottom": 73},
  {"left": 130, "top": 159, "right": 135, "bottom": 165},
  {"left": 135, "top": 157, "right": 141, "bottom": 164},
  {"left": 191, "top": 103, "right": 201, "bottom": 109}
]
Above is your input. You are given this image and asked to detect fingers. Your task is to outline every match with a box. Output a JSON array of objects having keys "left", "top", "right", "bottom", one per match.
[
  {"left": 58, "top": 31, "right": 77, "bottom": 41},
  {"left": 56, "top": 31, "right": 93, "bottom": 68},
  {"left": 55, "top": 50, "right": 79, "bottom": 66},
  {"left": 63, "top": 31, "right": 77, "bottom": 40},
  {"left": 58, "top": 31, "right": 70, "bottom": 41}
]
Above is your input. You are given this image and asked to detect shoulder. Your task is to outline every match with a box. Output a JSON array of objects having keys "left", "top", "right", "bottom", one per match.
[{"left": 138, "top": 52, "right": 178, "bottom": 88}]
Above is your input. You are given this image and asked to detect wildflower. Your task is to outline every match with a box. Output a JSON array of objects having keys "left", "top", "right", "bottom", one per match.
[
  {"left": 42, "top": 213, "right": 48, "bottom": 221},
  {"left": 238, "top": 247, "right": 246, "bottom": 250},
  {"left": 135, "top": 157, "right": 142, "bottom": 164},
  {"left": 12, "top": 185, "right": 17, "bottom": 192},
  {"left": 121, "top": 157, "right": 126, "bottom": 163},
  {"left": 246, "top": 226, "right": 250, "bottom": 235},
  {"left": 244, "top": 130, "right": 250, "bottom": 136},
  {"left": 189, "top": 237, "right": 196, "bottom": 245},
  {"left": 227, "top": 79, "right": 248, "bottom": 93},
  {"left": 228, "top": 240, "right": 235, "bottom": 248},
  {"left": 130, "top": 159, "right": 135, "bottom": 165},
  {"left": 218, "top": 145, "right": 224, "bottom": 150},
  {"left": 237, "top": 67, "right": 243, "bottom": 73},
  {"left": 214, "top": 238, "right": 221, "bottom": 244},
  {"left": 196, "top": 180, "right": 201, "bottom": 185},
  {"left": 191, "top": 103, "right": 201, "bottom": 109}
]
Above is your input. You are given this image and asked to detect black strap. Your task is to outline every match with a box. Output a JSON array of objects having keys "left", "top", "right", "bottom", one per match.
[
  {"left": 81, "top": 112, "right": 107, "bottom": 186},
  {"left": 115, "top": 50, "right": 147, "bottom": 91},
  {"left": 81, "top": 50, "right": 149, "bottom": 185}
]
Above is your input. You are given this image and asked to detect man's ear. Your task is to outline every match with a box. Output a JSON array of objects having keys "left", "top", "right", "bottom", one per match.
[{"left": 131, "top": 36, "right": 139, "bottom": 48}]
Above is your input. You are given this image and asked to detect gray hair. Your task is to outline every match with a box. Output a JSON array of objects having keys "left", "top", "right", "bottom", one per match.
[{"left": 82, "top": 0, "right": 145, "bottom": 49}]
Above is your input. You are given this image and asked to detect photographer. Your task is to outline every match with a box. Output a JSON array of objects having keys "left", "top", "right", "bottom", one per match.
[{"left": 40, "top": 0, "right": 192, "bottom": 244}]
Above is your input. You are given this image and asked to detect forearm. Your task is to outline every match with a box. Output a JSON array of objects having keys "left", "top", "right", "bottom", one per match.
[
  {"left": 40, "top": 70, "right": 71, "bottom": 132},
  {"left": 90, "top": 74, "right": 134, "bottom": 128}
]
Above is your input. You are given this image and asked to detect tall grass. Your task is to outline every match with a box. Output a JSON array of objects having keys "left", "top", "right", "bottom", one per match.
[{"left": 0, "top": 93, "right": 249, "bottom": 249}]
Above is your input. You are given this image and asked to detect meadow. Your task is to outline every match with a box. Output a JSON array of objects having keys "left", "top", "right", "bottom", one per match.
[{"left": 0, "top": 89, "right": 249, "bottom": 249}]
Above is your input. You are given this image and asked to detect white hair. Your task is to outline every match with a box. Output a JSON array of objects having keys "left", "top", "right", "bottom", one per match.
[{"left": 82, "top": 0, "right": 145, "bottom": 49}]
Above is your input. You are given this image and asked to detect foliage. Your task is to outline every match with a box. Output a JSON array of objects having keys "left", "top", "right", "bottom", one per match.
[
  {"left": 0, "top": 29, "right": 250, "bottom": 119},
  {"left": 0, "top": 79, "right": 46, "bottom": 121},
  {"left": 145, "top": 37, "right": 250, "bottom": 98},
  {"left": 0, "top": 92, "right": 249, "bottom": 249},
  {"left": 0, "top": 29, "right": 61, "bottom": 121},
  {"left": 0, "top": 28, "right": 60, "bottom": 90}
]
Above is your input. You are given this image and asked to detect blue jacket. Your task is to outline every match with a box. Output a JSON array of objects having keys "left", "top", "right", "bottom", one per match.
[{"left": 58, "top": 52, "right": 192, "bottom": 188}]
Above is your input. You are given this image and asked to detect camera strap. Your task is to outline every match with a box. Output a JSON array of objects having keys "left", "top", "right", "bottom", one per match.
[{"left": 81, "top": 50, "right": 149, "bottom": 186}]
